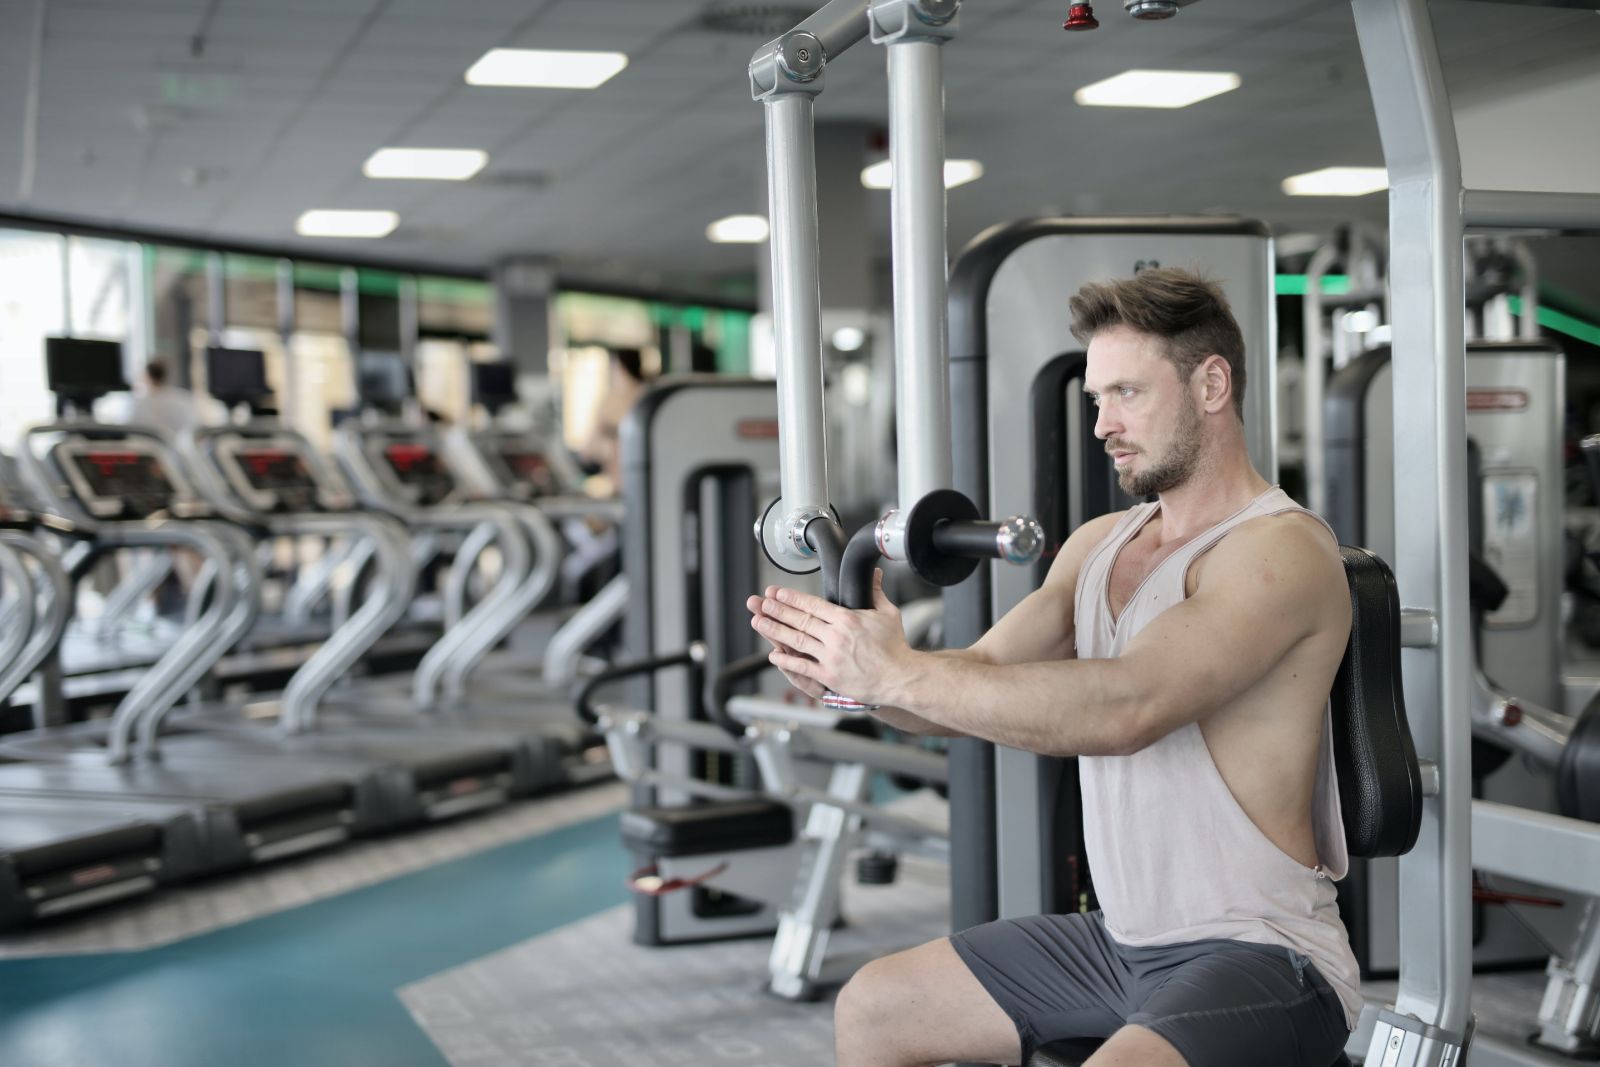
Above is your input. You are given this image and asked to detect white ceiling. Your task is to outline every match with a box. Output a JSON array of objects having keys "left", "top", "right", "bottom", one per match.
[{"left": 1, "top": 0, "right": 1597, "bottom": 291}]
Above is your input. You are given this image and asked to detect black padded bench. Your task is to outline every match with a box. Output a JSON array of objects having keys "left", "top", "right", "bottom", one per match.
[
  {"left": 1024, "top": 547, "right": 1424, "bottom": 1067},
  {"left": 620, "top": 799, "right": 794, "bottom": 857}
]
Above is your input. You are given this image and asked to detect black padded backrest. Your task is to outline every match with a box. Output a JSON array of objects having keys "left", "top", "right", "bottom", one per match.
[{"left": 1333, "top": 546, "right": 1423, "bottom": 858}]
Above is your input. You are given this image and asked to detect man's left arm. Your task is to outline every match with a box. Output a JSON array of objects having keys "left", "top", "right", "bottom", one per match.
[{"left": 827, "top": 519, "right": 1349, "bottom": 756}]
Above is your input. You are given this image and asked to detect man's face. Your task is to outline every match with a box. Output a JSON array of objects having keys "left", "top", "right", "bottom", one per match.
[{"left": 1084, "top": 325, "right": 1205, "bottom": 497}]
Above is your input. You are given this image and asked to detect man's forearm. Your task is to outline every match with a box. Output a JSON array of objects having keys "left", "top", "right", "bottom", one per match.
[
  {"left": 868, "top": 648, "right": 984, "bottom": 737},
  {"left": 887, "top": 652, "right": 1147, "bottom": 756},
  {"left": 869, "top": 703, "right": 964, "bottom": 737}
]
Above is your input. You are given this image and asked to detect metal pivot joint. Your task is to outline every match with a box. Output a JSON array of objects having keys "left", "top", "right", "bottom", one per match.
[
  {"left": 1124, "top": 0, "right": 1199, "bottom": 18},
  {"left": 868, "top": 0, "right": 960, "bottom": 42},
  {"left": 751, "top": 32, "right": 827, "bottom": 98}
]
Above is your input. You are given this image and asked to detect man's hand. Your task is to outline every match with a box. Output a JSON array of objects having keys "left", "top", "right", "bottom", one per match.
[{"left": 745, "top": 570, "right": 918, "bottom": 707}]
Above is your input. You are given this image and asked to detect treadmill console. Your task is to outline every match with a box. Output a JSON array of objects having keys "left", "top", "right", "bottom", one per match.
[
  {"left": 0, "top": 481, "right": 31, "bottom": 529},
  {"left": 381, "top": 441, "right": 455, "bottom": 507},
  {"left": 212, "top": 434, "right": 355, "bottom": 515},
  {"left": 494, "top": 447, "right": 560, "bottom": 499},
  {"left": 59, "top": 443, "right": 185, "bottom": 519},
  {"left": 238, "top": 446, "right": 316, "bottom": 513}
]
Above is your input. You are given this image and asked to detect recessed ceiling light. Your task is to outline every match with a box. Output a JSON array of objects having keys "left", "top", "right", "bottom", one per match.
[
  {"left": 1282, "top": 167, "right": 1388, "bottom": 197},
  {"left": 295, "top": 210, "right": 399, "bottom": 238},
  {"left": 364, "top": 148, "right": 488, "bottom": 181},
  {"left": 860, "top": 159, "right": 985, "bottom": 190},
  {"left": 1074, "top": 70, "right": 1240, "bottom": 109},
  {"left": 465, "top": 49, "right": 629, "bottom": 89},
  {"left": 706, "top": 215, "right": 769, "bottom": 244}
]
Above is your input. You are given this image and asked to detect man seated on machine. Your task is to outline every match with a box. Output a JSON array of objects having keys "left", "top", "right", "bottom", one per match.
[{"left": 747, "top": 268, "right": 1359, "bottom": 1067}]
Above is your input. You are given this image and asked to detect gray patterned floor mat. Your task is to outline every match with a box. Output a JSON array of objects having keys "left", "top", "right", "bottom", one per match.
[{"left": 400, "top": 852, "right": 952, "bottom": 1067}]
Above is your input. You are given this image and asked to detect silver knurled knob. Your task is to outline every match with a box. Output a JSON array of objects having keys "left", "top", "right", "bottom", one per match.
[{"left": 996, "top": 516, "right": 1045, "bottom": 565}]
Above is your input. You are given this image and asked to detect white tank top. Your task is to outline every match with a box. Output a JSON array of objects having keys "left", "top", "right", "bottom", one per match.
[{"left": 1073, "top": 486, "right": 1362, "bottom": 1026}]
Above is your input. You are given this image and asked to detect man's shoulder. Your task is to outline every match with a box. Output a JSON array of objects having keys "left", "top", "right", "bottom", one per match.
[{"left": 1198, "top": 510, "right": 1348, "bottom": 622}]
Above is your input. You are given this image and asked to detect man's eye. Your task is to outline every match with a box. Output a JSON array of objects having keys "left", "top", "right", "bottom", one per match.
[{"left": 1119, "top": 387, "right": 1136, "bottom": 399}]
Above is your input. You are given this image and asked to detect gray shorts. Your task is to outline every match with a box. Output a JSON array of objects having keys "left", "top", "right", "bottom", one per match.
[{"left": 950, "top": 911, "right": 1349, "bottom": 1067}]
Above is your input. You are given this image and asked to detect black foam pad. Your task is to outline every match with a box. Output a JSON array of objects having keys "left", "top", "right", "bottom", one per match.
[
  {"left": 1333, "top": 546, "right": 1424, "bottom": 858},
  {"left": 1558, "top": 698, "right": 1600, "bottom": 823},
  {"left": 619, "top": 800, "right": 793, "bottom": 857}
]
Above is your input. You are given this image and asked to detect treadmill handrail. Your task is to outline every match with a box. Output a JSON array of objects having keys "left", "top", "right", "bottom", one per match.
[{"left": 0, "top": 533, "right": 70, "bottom": 706}]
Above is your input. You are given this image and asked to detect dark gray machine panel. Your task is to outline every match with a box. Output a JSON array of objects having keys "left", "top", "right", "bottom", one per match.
[{"left": 1325, "top": 341, "right": 1568, "bottom": 974}]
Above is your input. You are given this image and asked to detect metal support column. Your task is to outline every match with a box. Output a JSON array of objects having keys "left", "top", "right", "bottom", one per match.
[
  {"left": 1351, "top": 0, "right": 1473, "bottom": 1060},
  {"left": 749, "top": 3, "right": 871, "bottom": 569},
  {"left": 870, "top": 0, "right": 958, "bottom": 514},
  {"left": 276, "top": 258, "right": 297, "bottom": 426}
]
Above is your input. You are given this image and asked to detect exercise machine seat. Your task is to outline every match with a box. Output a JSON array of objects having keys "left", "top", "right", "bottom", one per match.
[
  {"left": 620, "top": 799, "right": 793, "bottom": 857},
  {"left": 1331, "top": 545, "right": 1423, "bottom": 859},
  {"left": 1024, "top": 547, "right": 1418, "bottom": 1067},
  {"left": 1559, "top": 697, "right": 1600, "bottom": 823}
]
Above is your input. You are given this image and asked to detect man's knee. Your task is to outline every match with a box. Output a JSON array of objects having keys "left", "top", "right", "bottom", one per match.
[{"left": 835, "top": 953, "right": 902, "bottom": 1036}]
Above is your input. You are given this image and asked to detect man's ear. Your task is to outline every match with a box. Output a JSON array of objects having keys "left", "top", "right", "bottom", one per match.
[{"left": 1197, "top": 354, "right": 1232, "bottom": 415}]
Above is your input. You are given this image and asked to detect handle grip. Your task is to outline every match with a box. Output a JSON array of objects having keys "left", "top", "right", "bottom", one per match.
[{"left": 576, "top": 642, "right": 706, "bottom": 725}]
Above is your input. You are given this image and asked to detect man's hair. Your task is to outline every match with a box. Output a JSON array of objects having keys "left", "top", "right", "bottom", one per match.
[
  {"left": 146, "top": 358, "right": 168, "bottom": 386},
  {"left": 1068, "top": 268, "right": 1247, "bottom": 419},
  {"left": 611, "top": 347, "right": 645, "bottom": 384}
]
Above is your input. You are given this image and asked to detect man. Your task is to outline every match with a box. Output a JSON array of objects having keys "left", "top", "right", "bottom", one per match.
[
  {"left": 747, "top": 268, "right": 1357, "bottom": 1067},
  {"left": 576, "top": 346, "right": 648, "bottom": 493},
  {"left": 127, "top": 358, "right": 210, "bottom": 435}
]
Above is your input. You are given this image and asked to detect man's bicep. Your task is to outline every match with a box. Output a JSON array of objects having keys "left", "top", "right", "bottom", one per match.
[
  {"left": 1118, "top": 526, "right": 1347, "bottom": 737},
  {"left": 966, "top": 585, "right": 1077, "bottom": 665}
]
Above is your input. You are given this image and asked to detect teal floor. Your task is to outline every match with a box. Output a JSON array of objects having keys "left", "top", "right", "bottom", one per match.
[{"left": 0, "top": 813, "right": 631, "bottom": 1067}]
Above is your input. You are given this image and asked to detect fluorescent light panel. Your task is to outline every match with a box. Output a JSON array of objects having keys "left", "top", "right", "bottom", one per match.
[
  {"left": 1074, "top": 70, "right": 1240, "bottom": 109},
  {"left": 364, "top": 148, "right": 488, "bottom": 181},
  {"left": 466, "top": 49, "right": 628, "bottom": 89},
  {"left": 1282, "top": 166, "right": 1388, "bottom": 197},
  {"left": 295, "top": 210, "right": 399, "bottom": 239},
  {"left": 860, "top": 159, "right": 984, "bottom": 190},
  {"left": 707, "top": 215, "right": 769, "bottom": 244}
]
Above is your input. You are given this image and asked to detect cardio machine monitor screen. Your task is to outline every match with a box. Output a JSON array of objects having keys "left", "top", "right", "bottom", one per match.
[
  {"left": 207, "top": 348, "right": 270, "bottom": 402},
  {"left": 72, "top": 451, "right": 174, "bottom": 500},
  {"left": 237, "top": 448, "right": 313, "bottom": 492},
  {"left": 46, "top": 338, "right": 128, "bottom": 398}
]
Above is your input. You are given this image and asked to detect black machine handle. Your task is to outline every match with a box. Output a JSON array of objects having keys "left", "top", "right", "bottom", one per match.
[
  {"left": 1583, "top": 435, "right": 1600, "bottom": 504},
  {"left": 893, "top": 489, "right": 1045, "bottom": 588},
  {"left": 931, "top": 517, "right": 1043, "bottom": 565},
  {"left": 576, "top": 641, "right": 706, "bottom": 725},
  {"left": 707, "top": 650, "right": 776, "bottom": 737}
]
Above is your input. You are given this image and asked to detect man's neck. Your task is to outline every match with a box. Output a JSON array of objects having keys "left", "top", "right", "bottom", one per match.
[{"left": 1153, "top": 442, "right": 1271, "bottom": 543}]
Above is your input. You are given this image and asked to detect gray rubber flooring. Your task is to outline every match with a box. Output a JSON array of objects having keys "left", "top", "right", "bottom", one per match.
[
  {"left": 402, "top": 858, "right": 1560, "bottom": 1067},
  {"left": 401, "top": 851, "right": 951, "bottom": 1067}
]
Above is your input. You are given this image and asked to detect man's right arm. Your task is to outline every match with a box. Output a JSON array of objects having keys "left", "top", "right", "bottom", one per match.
[{"left": 810, "top": 510, "right": 1126, "bottom": 738}]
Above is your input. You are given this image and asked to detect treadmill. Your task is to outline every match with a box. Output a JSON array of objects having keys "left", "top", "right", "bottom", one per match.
[
  {"left": 309, "top": 354, "right": 586, "bottom": 787},
  {"left": 0, "top": 468, "right": 207, "bottom": 927},
  {"left": 172, "top": 347, "right": 568, "bottom": 797},
  {"left": 0, "top": 344, "right": 363, "bottom": 873},
  {"left": 442, "top": 360, "right": 629, "bottom": 708}
]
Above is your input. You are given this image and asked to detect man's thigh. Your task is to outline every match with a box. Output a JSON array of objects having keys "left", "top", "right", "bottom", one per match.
[
  {"left": 949, "top": 913, "right": 1130, "bottom": 1062},
  {"left": 1126, "top": 944, "right": 1349, "bottom": 1067},
  {"left": 839, "top": 937, "right": 1023, "bottom": 1066}
]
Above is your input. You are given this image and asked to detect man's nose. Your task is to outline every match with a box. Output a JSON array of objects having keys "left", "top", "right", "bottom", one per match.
[{"left": 1094, "top": 402, "right": 1120, "bottom": 441}]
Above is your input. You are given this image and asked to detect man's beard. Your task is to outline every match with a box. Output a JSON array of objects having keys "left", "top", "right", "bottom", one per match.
[{"left": 1115, "top": 401, "right": 1205, "bottom": 497}]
